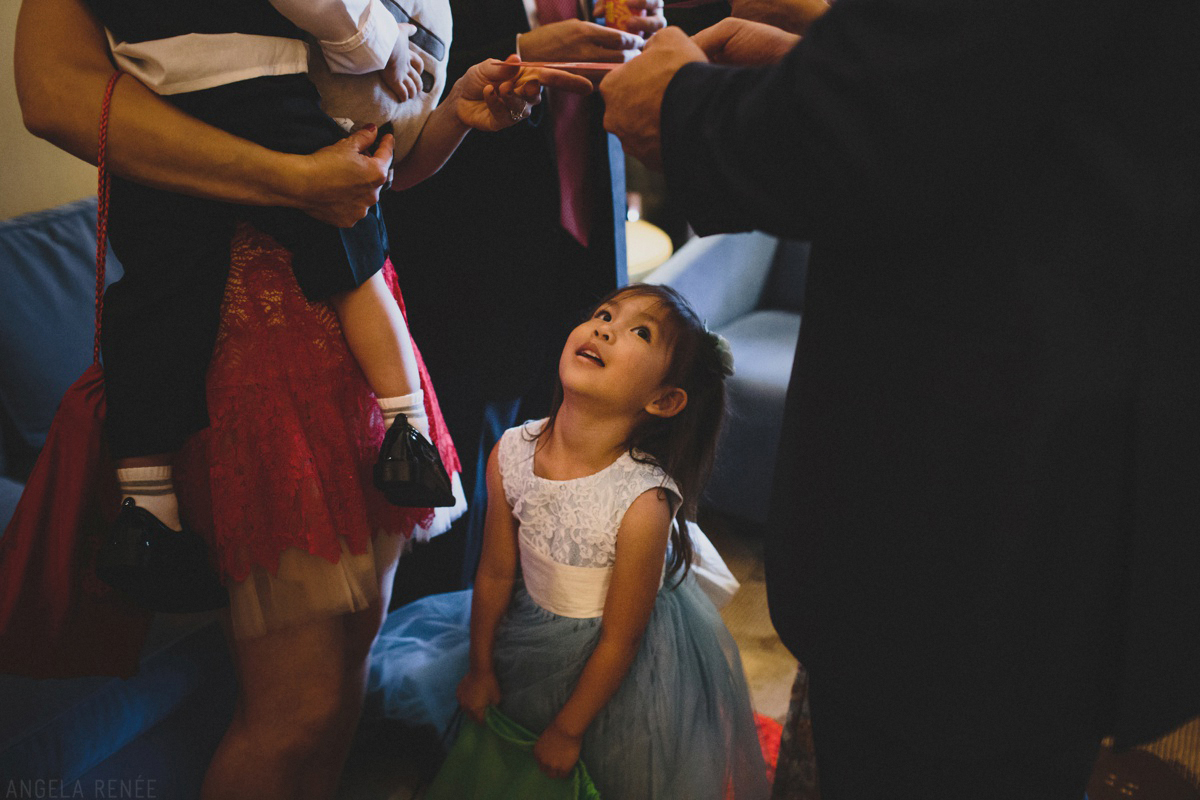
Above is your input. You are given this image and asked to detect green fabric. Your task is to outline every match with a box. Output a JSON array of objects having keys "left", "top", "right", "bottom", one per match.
[{"left": 424, "top": 708, "right": 602, "bottom": 800}]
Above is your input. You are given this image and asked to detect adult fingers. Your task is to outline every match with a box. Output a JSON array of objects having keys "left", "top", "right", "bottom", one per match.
[
  {"left": 532, "top": 67, "right": 594, "bottom": 95},
  {"left": 477, "top": 55, "right": 522, "bottom": 84},
  {"left": 369, "top": 132, "right": 395, "bottom": 173},
  {"left": 690, "top": 18, "right": 738, "bottom": 57},
  {"left": 644, "top": 25, "right": 692, "bottom": 50},
  {"left": 622, "top": 14, "right": 665, "bottom": 36},
  {"left": 344, "top": 125, "right": 382, "bottom": 154},
  {"left": 481, "top": 83, "right": 512, "bottom": 121},
  {"left": 589, "top": 24, "right": 642, "bottom": 51}
]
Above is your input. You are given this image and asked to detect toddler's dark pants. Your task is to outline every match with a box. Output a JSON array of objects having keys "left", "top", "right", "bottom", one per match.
[{"left": 102, "top": 74, "right": 389, "bottom": 459}]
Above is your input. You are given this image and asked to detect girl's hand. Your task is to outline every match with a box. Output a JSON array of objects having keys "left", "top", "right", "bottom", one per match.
[
  {"left": 456, "top": 668, "right": 502, "bottom": 724},
  {"left": 533, "top": 721, "right": 583, "bottom": 780},
  {"left": 455, "top": 56, "right": 594, "bottom": 132},
  {"left": 381, "top": 23, "right": 425, "bottom": 102}
]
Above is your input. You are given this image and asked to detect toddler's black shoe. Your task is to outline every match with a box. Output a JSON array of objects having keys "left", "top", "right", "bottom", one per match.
[
  {"left": 96, "top": 498, "right": 229, "bottom": 613},
  {"left": 373, "top": 414, "right": 456, "bottom": 507}
]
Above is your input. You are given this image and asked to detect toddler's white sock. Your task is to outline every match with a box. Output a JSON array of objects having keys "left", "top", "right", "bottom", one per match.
[
  {"left": 378, "top": 390, "right": 430, "bottom": 439},
  {"left": 117, "top": 465, "right": 182, "bottom": 531}
]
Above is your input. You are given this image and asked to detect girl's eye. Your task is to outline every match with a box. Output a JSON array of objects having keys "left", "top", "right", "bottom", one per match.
[
  {"left": 634, "top": 327, "right": 651, "bottom": 341},
  {"left": 594, "top": 310, "right": 611, "bottom": 321}
]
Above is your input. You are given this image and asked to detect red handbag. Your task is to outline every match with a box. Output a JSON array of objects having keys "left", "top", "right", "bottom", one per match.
[{"left": 0, "top": 73, "right": 154, "bottom": 679}]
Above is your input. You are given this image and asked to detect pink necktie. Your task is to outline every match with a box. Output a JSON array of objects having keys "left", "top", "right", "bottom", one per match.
[{"left": 534, "top": 0, "right": 591, "bottom": 246}]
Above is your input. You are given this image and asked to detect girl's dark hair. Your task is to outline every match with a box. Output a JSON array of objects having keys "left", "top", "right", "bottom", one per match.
[{"left": 537, "top": 283, "right": 732, "bottom": 582}]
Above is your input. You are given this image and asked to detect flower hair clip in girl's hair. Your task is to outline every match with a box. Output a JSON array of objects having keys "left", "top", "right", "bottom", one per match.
[{"left": 706, "top": 329, "right": 735, "bottom": 378}]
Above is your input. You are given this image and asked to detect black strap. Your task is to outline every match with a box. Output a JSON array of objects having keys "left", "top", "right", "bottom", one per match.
[{"left": 380, "top": 0, "right": 447, "bottom": 61}]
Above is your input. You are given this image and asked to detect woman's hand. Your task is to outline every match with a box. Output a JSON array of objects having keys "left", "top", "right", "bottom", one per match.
[
  {"left": 454, "top": 56, "right": 593, "bottom": 132},
  {"left": 292, "top": 127, "right": 394, "bottom": 227},
  {"left": 381, "top": 23, "right": 425, "bottom": 102},
  {"left": 533, "top": 720, "right": 584, "bottom": 780},
  {"left": 592, "top": 0, "right": 667, "bottom": 38},
  {"left": 457, "top": 668, "right": 502, "bottom": 724}
]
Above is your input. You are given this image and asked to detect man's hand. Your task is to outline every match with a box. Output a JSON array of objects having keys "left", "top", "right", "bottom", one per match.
[
  {"left": 517, "top": 18, "right": 642, "bottom": 63},
  {"left": 729, "top": 0, "right": 829, "bottom": 35},
  {"left": 599, "top": 27, "right": 706, "bottom": 169},
  {"left": 592, "top": 0, "right": 667, "bottom": 38},
  {"left": 533, "top": 721, "right": 583, "bottom": 780},
  {"left": 691, "top": 17, "right": 801, "bottom": 66},
  {"left": 380, "top": 23, "right": 425, "bottom": 102},
  {"left": 292, "top": 126, "right": 393, "bottom": 227}
]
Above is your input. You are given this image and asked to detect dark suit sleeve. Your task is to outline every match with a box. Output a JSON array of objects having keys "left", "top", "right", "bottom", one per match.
[{"left": 660, "top": 0, "right": 1131, "bottom": 240}]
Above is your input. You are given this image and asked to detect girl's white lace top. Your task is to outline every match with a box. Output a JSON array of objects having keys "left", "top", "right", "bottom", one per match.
[{"left": 497, "top": 420, "right": 681, "bottom": 617}]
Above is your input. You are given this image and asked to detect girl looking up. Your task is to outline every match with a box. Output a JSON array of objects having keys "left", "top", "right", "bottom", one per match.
[{"left": 373, "top": 284, "right": 769, "bottom": 799}]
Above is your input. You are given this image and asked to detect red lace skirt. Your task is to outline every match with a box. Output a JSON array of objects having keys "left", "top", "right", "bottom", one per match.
[{"left": 176, "top": 225, "right": 463, "bottom": 639}]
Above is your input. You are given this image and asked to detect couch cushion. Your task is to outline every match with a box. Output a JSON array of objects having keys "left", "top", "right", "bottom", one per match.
[
  {"left": 0, "top": 476, "right": 23, "bottom": 533},
  {"left": 707, "top": 310, "right": 802, "bottom": 522},
  {"left": 648, "top": 231, "right": 780, "bottom": 330},
  {"left": 0, "top": 199, "right": 123, "bottom": 456},
  {"left": 0, "top": 612, "right": 230, "bottom": 782}
]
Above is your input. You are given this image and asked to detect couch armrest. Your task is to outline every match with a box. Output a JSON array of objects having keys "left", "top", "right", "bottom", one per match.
[{"left": 645, "top": 231, "right": 779, "bottom": 330}]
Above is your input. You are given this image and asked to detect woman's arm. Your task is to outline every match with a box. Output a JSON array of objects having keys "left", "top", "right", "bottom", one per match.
[
  {"left": 532, "top": 488, "right": 674, "bottom": 779},
  {"left": 457, "top": 444, "right": 519, "bottom": 722},
  {"left": 14, "top": 0, "right": 392, "bottom": 227},
  {"left": 390, "top": 57, "right": 593, "bottom": 190}
]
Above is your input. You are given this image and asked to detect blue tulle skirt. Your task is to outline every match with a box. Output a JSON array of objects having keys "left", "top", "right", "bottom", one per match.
[{"left": 367, "top": 576, "right": 769, "bottom": 800}]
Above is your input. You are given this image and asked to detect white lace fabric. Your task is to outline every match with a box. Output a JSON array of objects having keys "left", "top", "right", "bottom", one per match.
[{"left": 498, "top": 420, "right": 681, "bottom": 569}]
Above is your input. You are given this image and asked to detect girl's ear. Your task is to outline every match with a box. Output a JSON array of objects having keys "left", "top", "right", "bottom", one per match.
[{"left": 645, "top": 387, "right": 688, "bottom": 419}]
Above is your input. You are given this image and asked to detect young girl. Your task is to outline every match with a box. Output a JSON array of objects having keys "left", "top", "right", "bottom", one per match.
[{"left": 370, "top": 284, "right": 769, "bottom": 799}]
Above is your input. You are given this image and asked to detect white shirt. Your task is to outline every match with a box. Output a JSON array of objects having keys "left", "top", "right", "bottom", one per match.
[{"left": 108, "top": 0, "right": 400, "bottom": 96}]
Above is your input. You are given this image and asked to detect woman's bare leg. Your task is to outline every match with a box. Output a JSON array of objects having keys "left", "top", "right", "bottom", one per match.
[
  {"left": 201, "top": 615, "right": 357, "bottom": 800},
  {"left": 302, "top": 551, "right": 401, "bottom": 797}
]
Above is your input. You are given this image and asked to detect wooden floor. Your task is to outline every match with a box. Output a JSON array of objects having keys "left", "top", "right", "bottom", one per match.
[{"left": 334, "top": 513, "right": 795, "bottom": 799}]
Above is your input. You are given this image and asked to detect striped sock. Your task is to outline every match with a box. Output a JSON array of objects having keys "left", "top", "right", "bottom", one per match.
[
  {"left": 117, "top": 465, "right": 182, "bottom": 531},
  {"left": 378, "top": 390, "right": 430, "bottom": 439}
]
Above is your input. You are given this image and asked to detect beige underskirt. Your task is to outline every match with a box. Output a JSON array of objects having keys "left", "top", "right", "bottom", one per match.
[
  {"left": 227, "top": 474, "right": 468, "bottom": 640},
  {"left": 228, "top": 532, "right": 407, "bottom": 641}
]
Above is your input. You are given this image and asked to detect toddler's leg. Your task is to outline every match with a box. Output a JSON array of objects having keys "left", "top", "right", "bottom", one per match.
[
  {"left": 329, "top": 271, "right": 431, "bottom": 439},
  {"left": 103, "top": 176, "right": 233, "bottom": 532},
  {"left": 116, "top": 457, "right": 181, "bottom": 531}
]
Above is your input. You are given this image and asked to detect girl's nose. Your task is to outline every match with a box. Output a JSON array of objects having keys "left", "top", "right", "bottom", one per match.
[{"left": 594, "top": 326, "right": 611, "bottom": 341}]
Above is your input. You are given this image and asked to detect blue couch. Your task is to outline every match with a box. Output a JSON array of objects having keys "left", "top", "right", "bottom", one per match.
[
  {"left": 648, "top": 232, "right": 809, "bottom": 524},
  {"left": 0, "top": 200, "right": 236, "bottom": 795}
]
